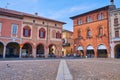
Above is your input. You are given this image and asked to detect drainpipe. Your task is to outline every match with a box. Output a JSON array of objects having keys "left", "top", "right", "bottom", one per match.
[{"left": 45, "top": 21, "right": 49, "bottom": 58}]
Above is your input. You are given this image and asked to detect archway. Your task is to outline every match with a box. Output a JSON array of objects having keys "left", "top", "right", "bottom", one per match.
[
  {"left": 6, "top": 42, "right": 20, "bottom": 58},
  {"left": 0, "top": 42, "right": 4, "bottom": 58},
  {"left": 115, "top": 44, "right": 120, "bottom": 58},
  {"left": 36, "top": 44, "right": 44, "bottom": 57},
  {"left": 49, "top": 44, "right": 56, "bottom": 57},
  {"left": 22, "top": 43, "right": 32, "bottom": 58},
  {"left": 77, "top": 46, "right": 84, "bottom": 57},
  {"left": 98, "top": 44, "right": 107, "bottom": 58},
  {"left": 86, "top": 45, "right": 94, "bottom": 58}
]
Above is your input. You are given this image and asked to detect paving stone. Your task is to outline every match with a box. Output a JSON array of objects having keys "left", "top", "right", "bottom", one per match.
[
  {"left": 67, "top": 59, "right": 120, "bottom": 80},
  {"left": 0, "top": 60, "right": 60, "bottom": 80}
]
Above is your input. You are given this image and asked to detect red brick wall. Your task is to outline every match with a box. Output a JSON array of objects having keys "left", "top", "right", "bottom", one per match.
[
  {"left": 0, "top": 17, "right": 22, "bottom": 38},
  {"left": 73, "top": 10, "right": 110, "bottom": 57}
]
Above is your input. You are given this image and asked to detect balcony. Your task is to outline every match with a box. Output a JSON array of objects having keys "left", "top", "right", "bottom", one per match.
[
  {"left": 112, "top": 37, "right": 120, "bottom": 42},
  {"left": 62, "top": 43, "right": 70, "bottom": 47}
]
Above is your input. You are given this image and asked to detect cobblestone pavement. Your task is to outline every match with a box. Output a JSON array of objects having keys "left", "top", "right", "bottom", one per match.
[
  {"left": 0, "top": 60, "right": 60, "bottom": 80},
  {"left": 67, "top": 58, "right": 120, "bottom": 80}
]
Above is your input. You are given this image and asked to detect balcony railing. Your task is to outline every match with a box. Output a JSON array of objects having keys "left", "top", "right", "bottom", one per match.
[
  {"left": 112, "top": 37, "right": 120, "bottom": 42},
  {"left": 62, "top": 43, "right": 70, "bottom": 47}
]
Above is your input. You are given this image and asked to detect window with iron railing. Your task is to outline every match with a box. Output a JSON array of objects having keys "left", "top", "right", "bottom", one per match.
[
  {"left": 114, "top": 18, "right": 119, "bottom": 26},
  {"left": 115, "top": 30, "right": 119, "bottom": 38}
]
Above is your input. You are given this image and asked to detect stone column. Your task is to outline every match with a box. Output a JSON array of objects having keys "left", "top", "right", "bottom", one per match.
[
  {"left": 3, "top": 45, "right": 6, "bottom": 59},
  {"left": 45, "top": 47, "right": 49, "bottom": 58},
  {"left": 19, "top": 47, "right": 22, "bottom": 58},
  {"left": 32, "top": 48, "right": 36, "bottom": 58},
  {"left": 94, "top": 49, "right": 98, "bottom": 58},
  {"left": 84, "top": 49, "right": 87, "bottom": 58},
  {"left": 110, "top": 43, "right": 114, "bottom": 58}
]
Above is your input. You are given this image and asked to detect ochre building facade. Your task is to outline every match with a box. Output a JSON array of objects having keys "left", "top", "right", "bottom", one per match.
[{"left": 62, "top": 29, "right": 74, "bottom": 56}]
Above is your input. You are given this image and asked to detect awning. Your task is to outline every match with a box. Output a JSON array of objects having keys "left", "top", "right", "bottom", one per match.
[
  {"left": 77, "top": 46, "right": 83, "bottom": 50},
  {"left": 87, "top": 46, "right": 94, "bottom": 50},
  {"left": 98, "top": 45, "right": 107, "bottom": 50}
]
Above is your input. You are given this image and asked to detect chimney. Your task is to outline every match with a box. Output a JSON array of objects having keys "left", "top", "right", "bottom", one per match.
[{"left": 35, "top": 12, "right": 38, "bottom": 16}]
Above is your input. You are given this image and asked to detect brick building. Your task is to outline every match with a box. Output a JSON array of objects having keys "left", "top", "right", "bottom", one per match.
[
  {"left": 0, "top": 8, "right": 65, "bottom": 58},
  {"left": 70, "top": 4, "right": 116, "bottom": 58}
]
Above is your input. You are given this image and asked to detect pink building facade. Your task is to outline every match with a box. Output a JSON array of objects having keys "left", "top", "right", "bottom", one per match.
[{"left": 0, "top": 8, "right": 65, "bottom": 58}]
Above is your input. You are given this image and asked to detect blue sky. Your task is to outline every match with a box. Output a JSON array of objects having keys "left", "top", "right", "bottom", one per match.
[{"left": 0, "top": 0, "right": 120, "bottom": 31}]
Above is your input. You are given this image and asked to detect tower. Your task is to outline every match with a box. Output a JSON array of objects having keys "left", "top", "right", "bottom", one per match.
[{"left": 111, "top": 0, "right": 114, "bottom": 5}]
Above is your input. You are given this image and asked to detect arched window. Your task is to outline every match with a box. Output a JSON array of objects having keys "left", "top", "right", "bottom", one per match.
[
  {"left": 52, "top": 30, "right": 56, "bottom": 38},
  {"left": 87, "top": 29, "right": 92, "bottom": 37},
  {"left": 99, "top": 27, "right": 103, "bottom": 35},
  {"left": 98, "top": 13, "right": 104, "bottom": 20},
  {"left": 101, "top": 13, "right": 104, "bottom": 19},
  {"left": 23, "top": 26, "right": 31, "bottom": 37},
  {"left": 78, "top": 29, "right": 81, "bottom": 37},
  {"left": 114, "top": 18, "right": 119, "bottom": 26},
  {"left": 56, "top": 31, "right": 61, "bottom": 39},
  {"left": 39, "top": 28, "right": 46, "bottom": 38},
  {"left": 77, "top": 19, "right": 82, "bottom": 25},
  {"left": 86, "top": 16, "right": 92, "bottom": 23}
]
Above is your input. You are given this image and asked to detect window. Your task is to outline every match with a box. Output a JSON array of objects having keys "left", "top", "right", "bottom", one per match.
[
  {"left": 115, "top": 30, "right": 119, "bottom": 37},
  {"left": 101, "top": 13, "right": 104, "bottom": 19},
  {"left": 99, "top": 27, "right": 103, "bottom": 35},
  {"left": 78, "top": 29, "right": 81, "bottom": 37},
  {"left": 33, "top": 20, "right": 35, "bottom": 23},
  {"left": 98, "top": 13, "right": 104, "bottom": 20},
  {"left": 86, "top": 16, "right": 92, "bottom": 23},
  {"left": 77, "top": 19, "right": 82, "bottom": 25},
  {"left": 12, "top": 24, "right": 18, "bottom": 34},
  {"left": 24, "top": 29, "right": 29, "bottom": 36},
  {"left": 55, "top": 24, "right": 57, "bottom": 26},
  {"left": 87, "top": 29, "right": 92, "bottom": 37},
  {"left": 42, "top": 22, "right": 45, "bottom": 24},
  {"left": 39, "top": 28, "right": 46, "bottom": 38},
  {"left": 52, "top": 30, "right": 56, "bottom": 38},
  {"left": 23, "top": 26, "right": 31, "bottom": 37},
  {"left": 114, "top": 18, "right": 119, "bottom": 26},
  {"left": 0, "top": 22, "right": 2, "bottom": 33},
  {"left": 56, "top": 31, "right": 61, "bottom": 39}
]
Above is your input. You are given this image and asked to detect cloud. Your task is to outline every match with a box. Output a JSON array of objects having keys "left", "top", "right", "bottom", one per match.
[
  {"left": 7, "top": 0, "right": 39, "bottom": 7},
  {"left": 47, "top": 4, "right": 96, "bottom": 19}
]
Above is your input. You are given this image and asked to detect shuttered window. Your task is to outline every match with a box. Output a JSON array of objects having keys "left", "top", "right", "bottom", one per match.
[
  {"left": 39, "top": 28, "right": 46, "bottom": 38},
  {"left": 23, "top": 26, "right": 31, "bottom": 37}
]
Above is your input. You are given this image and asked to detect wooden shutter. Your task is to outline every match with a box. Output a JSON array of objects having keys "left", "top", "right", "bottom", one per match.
[
  {"left": 28, "top": 29, "right": 31, "bottom": 37},
  {"left": 23, "top": 28, "right": 25, "bottom": 37}
]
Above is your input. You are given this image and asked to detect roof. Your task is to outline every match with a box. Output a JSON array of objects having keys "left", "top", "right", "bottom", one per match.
[
  {"left": 70, "top": 5, "right": 111, "bottom": 19},
  {"left": 0, "top": 7, "right": 66, "bottom": 24},
  {"left": 0, "top": 7, "right": 23, "bottom": 19},
  {"left": 23, "top": 13, "right": 66, "bottom": 24},
  {"left": 62, "top": 29, "right": 73, "bottom": 33}
]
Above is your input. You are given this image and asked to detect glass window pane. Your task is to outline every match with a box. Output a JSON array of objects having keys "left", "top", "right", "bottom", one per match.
[
  {"left": 25, "top": 29, "right": 29, "bottom": 36},
  {"left": 0, "top": 22, "right": 2, "bottom": 32},
  {"left": 12, "top": 24, "right": 18, "bottom": 34}
]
